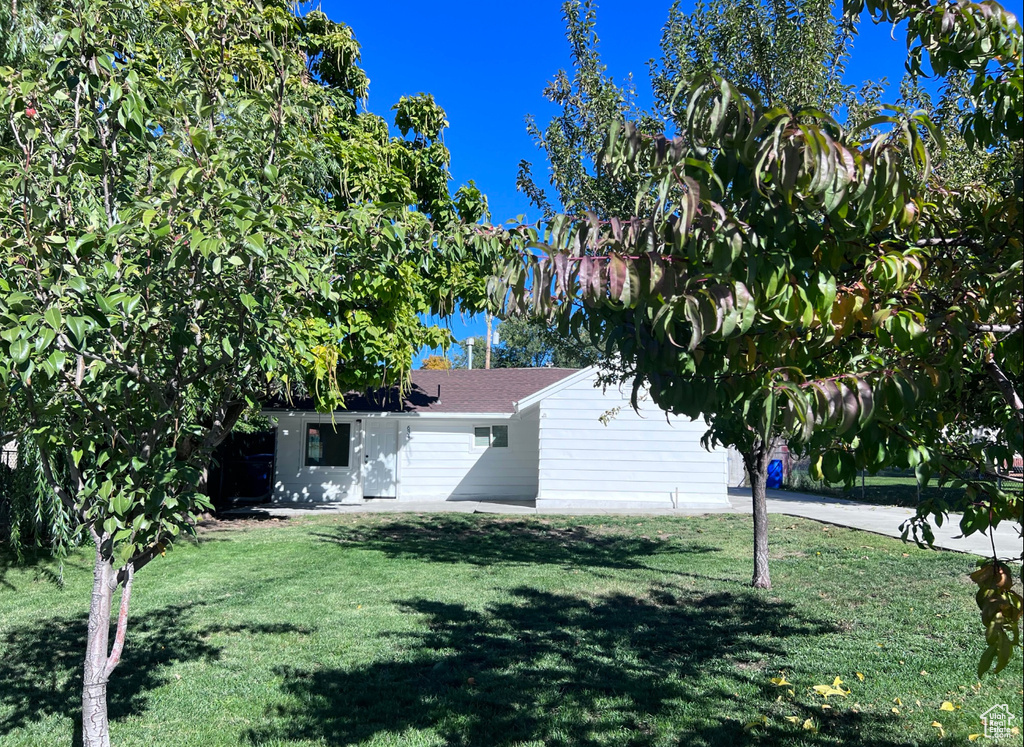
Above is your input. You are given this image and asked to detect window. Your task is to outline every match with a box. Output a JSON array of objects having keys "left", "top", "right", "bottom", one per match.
[
  {"left": 305, "top": 422, "right": 351, "bottom": 467},
  {"left": 474, "top": 425, "right": 508, "bottom": 448},
  {"left": 491, "top": 425, "right": 508, "bottom": 447}
]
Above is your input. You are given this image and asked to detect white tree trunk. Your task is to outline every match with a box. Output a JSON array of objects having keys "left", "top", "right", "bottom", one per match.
[{"left": 82, "top": 544, "right": 115, "bottom": 747}]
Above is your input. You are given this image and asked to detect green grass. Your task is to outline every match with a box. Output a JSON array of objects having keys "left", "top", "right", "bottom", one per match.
[
  {"left": 785, "top": 472, "right": 1024, "bottom": 509},
  {"left": 1, "top": 513, "right": 1022, "bottom": 747}
]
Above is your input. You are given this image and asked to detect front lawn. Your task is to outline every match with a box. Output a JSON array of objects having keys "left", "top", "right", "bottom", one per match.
[
  {"left": 1, "top": 513, "right": 1021, "bottom": 746},
  {"left": 785, "top": 470, "right": 1024, "bottom": 509}
]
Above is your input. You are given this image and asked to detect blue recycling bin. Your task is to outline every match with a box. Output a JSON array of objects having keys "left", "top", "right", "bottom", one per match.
[{"left": 767, "top": 459, "right": 784, "bottom": 489}]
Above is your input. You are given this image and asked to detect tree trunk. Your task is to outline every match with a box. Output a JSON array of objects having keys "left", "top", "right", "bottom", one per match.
[
  {"left": 83, "top": 543, "right": 115, "bottom": 747},
  {"left": 744, "top": 442, "right": 772, "bottom": 589},
  {"left": 81, "top": 532, "right": 136, "bottom": 747}
]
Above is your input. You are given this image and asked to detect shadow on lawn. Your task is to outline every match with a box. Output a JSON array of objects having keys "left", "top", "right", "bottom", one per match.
[
  {"left": 246, "top": 586, "right": 926, "bottom": 747},
  {"left": 0, "top": 600, "right": 309, "bottom": 741},
  {"left": 315, "top": 515, "right": 722, "bottom": 572},
  {"left": 0, "top": 544, "right": 64, "bottom": 592}
]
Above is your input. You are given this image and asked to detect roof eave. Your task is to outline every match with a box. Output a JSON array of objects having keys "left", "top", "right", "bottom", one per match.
[
  {"left": 513, "top": 365, "right": 599, "bottom": 412},
  {"left": 261, "top": 409, "right": 520, "bottom": 420}
]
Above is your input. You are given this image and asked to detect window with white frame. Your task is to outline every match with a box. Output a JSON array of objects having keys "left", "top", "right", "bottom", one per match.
[
  {"left": 305, "top": 422, "right": 351, "bottom": 467},
  {"left": 474, "top": 425, "right": 508, "bottom": 448}
]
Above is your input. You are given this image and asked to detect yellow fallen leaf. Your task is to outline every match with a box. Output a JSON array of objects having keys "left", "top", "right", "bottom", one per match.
[
  {"left": 931, "top": 721, "right": 945, "bottom": 737},
  {"left": 893, "top": 697, "right": 902, "bottom": 706},
  {"left": 892, "top": 707, "right": 900, "bottom": 714},
  {"left": 802, "top": 719, "right": 818, "bottom": 732},
  {"left": 920, "top": 670, "right": 929, "bottom": 676},
  {"left": 821, "top": 704, "right": 832, "bottom": 710},
  {"left": 940, "top": 701, "right": 955, "bottom": 711},
  {"left": 785, "top": 716, "right": 801, "bottom": 724},
  {"left": 771, "top": 676, "right": 792, "bottom": 687},
  {"left": 856, "top": 672, "right": 865, "bottom": 681},
  {"left": 743, "top": 716, "right": 768, "bottom": 732},
  {"left": 969, "top": 735, "right": 982, "bottom": 742}
]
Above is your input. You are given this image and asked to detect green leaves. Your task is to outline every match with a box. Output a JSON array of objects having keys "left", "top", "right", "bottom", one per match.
[
  {"left": 971, "top": 561, "right": 1024, "bottom": 676},
  {"left": 1, "top": 0, "right": 483, "bottom": 583},
  {"left": 9, "top": 338, "right": 30, "bottom": 364}
]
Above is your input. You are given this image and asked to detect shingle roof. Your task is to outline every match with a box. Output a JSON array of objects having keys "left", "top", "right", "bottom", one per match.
[{"left": 271, "top": 368, "right": 581, "bottom": 414}]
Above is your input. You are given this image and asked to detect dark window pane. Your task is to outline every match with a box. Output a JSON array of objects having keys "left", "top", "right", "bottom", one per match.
[
  {"left": 491, "top": 425, "right": 508, "bottom": 448},
  {"left": 474, "top": 426, "right": 490, "bottom": 447},
  {"left": 305, "top": 423, "right": 351, "bottom": 467}
]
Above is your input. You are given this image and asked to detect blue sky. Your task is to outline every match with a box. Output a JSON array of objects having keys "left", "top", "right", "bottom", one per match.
[{"left": 318, "top": 0, "right": 1023, "bottom": 366}]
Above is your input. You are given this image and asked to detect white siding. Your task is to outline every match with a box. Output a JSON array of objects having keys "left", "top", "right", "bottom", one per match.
[
  {"left": 272, "top": 413, "right": 363, "bottom": 503},
  {"left": 727, "top": 447, "right": 747, "bottom": 487},
  {"left": 537, "top": 372, "right": 729, "bottom": 509},
  {"left": 398, "top": 411, "right": 539, "bottom": 500}
]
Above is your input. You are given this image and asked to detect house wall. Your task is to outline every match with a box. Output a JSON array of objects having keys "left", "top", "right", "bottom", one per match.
[
  {"left": 537, "top": 372, "right": 729, "bottom": 509},
  {"left": 398, "top": 410, "right": 539, "bottom": 501},
  {"left": 271, "top": 412, "right": 363, "bottom": 503},
  {"left": 728, "top": 447, "right": 747, "bottom": 487},
  {"left": 269, "top": 410, "right": 540, "bottom": 503}
]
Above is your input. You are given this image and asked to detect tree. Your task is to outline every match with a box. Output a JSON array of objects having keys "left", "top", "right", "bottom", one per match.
[
  {"left": 446, "top": 319, "right": 599, "bottom": 370},
  {"left": 653, "top": 0, "right": 871, "bottom": 589},
  {"left": 515, "top": 0, "right": 867, "bottom": 588},
  {"left": 0, "top": 1, "right": 486, "bottom": 743},
  {"left": 651, "top": 0, "right": 857, "bottom": 117},
  {"left": 492, "top": 0, "right": 1021, "bottom": 665},
  {"left": 421, "top": 355, "right": 453, "bottom": 370},
  {"left": 517, "top": 0, "right": 661, "bottom": 220},
  {"left": 449, "top": 336, "right": 485, "bottom": 369},
  {"left": 491, "top": 316, "right": 599, "bottom": 368}
]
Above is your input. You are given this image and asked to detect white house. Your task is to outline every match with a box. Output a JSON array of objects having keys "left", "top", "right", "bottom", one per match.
[{"left": 263, "top": 367, "right": 730, "bottom": 511}]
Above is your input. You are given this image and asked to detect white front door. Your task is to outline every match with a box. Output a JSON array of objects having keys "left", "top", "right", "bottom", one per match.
[{"left": 362, "top": 420, "right": 397, "bottom": 498}]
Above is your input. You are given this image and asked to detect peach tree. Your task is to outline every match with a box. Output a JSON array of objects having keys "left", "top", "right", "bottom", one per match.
[{"left": 489, "top": 0, "right": 1021, "bottom": 668}]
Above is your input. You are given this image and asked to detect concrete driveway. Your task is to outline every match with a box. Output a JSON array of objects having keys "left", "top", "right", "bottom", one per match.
[
  {"left": 730, "top": 488, "right": 1023, "bottom": 561},
  {"left": 226, "top": 488, "right": 1023, "bottom": 560}
]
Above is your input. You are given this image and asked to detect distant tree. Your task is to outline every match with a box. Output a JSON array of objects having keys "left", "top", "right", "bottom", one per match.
[
  {"left": 421, "top": 355, "right": 453, "bottom": 370},
  {"left": 450, "top": 337, "right": 486, "bottom": 370},
  {"left": 516, "top": 0, "right": 661, "bottom": 219},
  {"left": 651, "top": 0, "right": 858, "bottom": 118},
  {"left": 447, "top": 320, "right": 599, "bottom": 370},
  {"left": 492, "top": 317, "right": 599, "bottom": 369}
]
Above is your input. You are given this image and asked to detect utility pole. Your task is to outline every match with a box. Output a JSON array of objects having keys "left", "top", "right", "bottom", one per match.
[{"left": 485, "top": 313, "right": 492, "bottom": 369}]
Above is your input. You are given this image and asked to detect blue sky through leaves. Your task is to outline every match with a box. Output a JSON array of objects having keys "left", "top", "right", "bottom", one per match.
[{"left": 319, "top": 0, "right": 1024, "bottom": 366}]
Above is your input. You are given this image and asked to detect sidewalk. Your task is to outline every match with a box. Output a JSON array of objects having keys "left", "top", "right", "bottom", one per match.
[{"left": 224, "top": 489, "right": 1023, "bottom": 560}]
